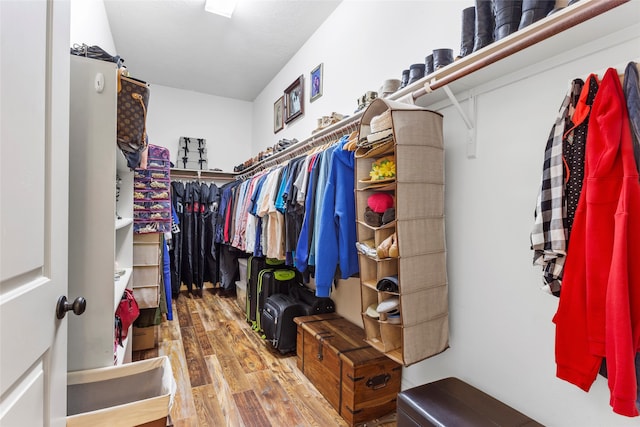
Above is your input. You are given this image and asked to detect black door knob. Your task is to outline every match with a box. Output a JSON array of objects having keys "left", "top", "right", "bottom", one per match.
[{"left": 56, "top": 296, "right": 87, "bottom": 319}]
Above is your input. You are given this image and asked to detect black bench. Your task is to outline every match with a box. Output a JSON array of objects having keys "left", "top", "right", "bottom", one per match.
[{"left": 397, "top": 377, "right": 544, "bottom": 427}]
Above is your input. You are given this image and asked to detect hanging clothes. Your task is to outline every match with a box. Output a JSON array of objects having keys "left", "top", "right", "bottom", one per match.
[
  {"left": 530, "top": 79, "right": 583, "bottom": 295},
  {"left": 170, "top": 181, "right": 185, "bottom": 297},
  {"left": 283, "top": 156, "right": 306, "bottom": 265},
  {"left": 168, "top": 179, "right": 223, "bottom": 297},
  {"left": 315, "top": 135, "right": 359, "bottom": 297},
  {"left": 563, "top": 74, "right": 599, "bottom": 238},
  {"left": 553, "top": 68, "right": 640, "bottom": 418},
  {"left": 622, "top": 61, "right": 640, "bottom": 175}
]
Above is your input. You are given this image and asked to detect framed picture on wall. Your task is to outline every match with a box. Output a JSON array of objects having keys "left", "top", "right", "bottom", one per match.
[
  {"left": 274, "top": 96, "right": 284, "bottom": 133},
  {"left": 284, "top": 75, "right": 304, "bottom": 124},
  {"left": 310, "top": 63, "right": 323, "bottom": 102}
]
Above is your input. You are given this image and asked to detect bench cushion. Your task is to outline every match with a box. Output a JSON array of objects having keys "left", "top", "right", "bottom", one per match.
[{"left": 397, "top": 377, "right": 543, "bottom": 427}]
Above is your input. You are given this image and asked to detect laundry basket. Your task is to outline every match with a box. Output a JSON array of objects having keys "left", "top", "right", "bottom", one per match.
[{"left": 67, "top": 356, "right": 176, "bottom": 427}]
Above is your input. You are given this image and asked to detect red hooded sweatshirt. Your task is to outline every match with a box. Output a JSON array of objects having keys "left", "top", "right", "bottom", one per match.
[{"left": 554, "top": 68, "right": 640, "bottom": 417}]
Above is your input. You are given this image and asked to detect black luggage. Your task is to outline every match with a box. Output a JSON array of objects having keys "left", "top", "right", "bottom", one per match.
[
  {"left": 262, "top": 293, "right": 309, "bottom": 354},
  {"left": 255, "top": 269, "right": 298, "bottom": 332},
  {"left": 245, "top": 257, "right": 285, "bottom": 323},
  {"left": 289, "top": 282, "right": 336, "bottom": 315}
]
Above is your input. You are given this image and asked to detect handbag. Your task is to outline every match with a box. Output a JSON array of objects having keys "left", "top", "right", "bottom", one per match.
[
  {"left": 117, "top": 70, "right": 150, "bottom": 168},
  {"left": 115, "top": 288, "right": 140, "bottom": 346}
]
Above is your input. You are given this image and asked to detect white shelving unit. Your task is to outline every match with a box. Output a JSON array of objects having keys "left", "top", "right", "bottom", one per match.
[{"left": 68, "top": 55, "right": 134, "bottom": 371}]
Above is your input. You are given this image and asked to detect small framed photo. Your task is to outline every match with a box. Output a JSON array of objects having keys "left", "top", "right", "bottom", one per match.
[
  {"left": 310, "top": 63, "right": 323, "bottom": 102},
  {"left": 274, "top": 96, "right": 284, "bottom": 133},
  {"left": 284, "top": 75, "right": 304, "bottom": 124}
]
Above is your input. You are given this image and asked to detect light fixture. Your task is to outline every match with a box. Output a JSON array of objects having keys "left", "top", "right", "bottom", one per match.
[{"left": 204, "top": 0, "right": 238, "bottom": 18}]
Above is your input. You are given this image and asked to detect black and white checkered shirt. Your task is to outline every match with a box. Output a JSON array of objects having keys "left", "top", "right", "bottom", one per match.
[{"left": 531, "top": 80, "right": 583, "bottom": 294}]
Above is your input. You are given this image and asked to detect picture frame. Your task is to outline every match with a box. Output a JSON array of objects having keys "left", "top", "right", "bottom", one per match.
[
  {"left": 284, "top": 75, "right": 304, "bottom": 124},
  {"left": 310, "top": 63, "right": 323, "bottom": 102},
  {"left": 274, "top": 96, "right": 284, "bottom": 133}
]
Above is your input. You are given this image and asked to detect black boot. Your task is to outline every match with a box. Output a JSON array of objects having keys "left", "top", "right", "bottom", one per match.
[
  {"left": 492, "top": 0, "right": 523, "bottom": 41},
  {"left": 433, "top": 49, "right": 454, "bottom": 70},
  {"left": 408, "top": 63, "right": 425, "bottom": 84},
  {"left": 473, "top": 0, "right": 494, "bottom": 52},
  {"left": 518, "top": 0, "right": 554, "bottom": 30},
  {"left": 399, "top": 69, "right": 410, "bottom": 89},
  {"left": 459, "top": 6, "right": 476, "bottom": 58},
  {"left": 425, "top": 54, "right": 434, "bottom": 75}
]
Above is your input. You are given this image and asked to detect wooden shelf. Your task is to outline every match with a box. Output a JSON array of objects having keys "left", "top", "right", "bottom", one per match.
[
  {"left": 170, "top": 168, "right": 237, "bottom": 181},
  {"left": 233, "top": 0, "right": 634, "bottom": 180},
  {"left": 356, "top": 220, "right": 396, "bottom": 232},
  {"left": 114, "top": 334, "right": 130, "bottom": 365},
  {"left": 392, "top": 0, "right": 635, "bottom": 109},
  {"left": 115, "top": 217, "right": 133, "bottom": 230},
  {"left": 113, "top": 267, "right": 133, "bottom": 313}
]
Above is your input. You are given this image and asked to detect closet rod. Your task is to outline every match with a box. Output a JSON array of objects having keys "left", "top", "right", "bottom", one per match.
[
  {"left": 235, "top": 114, "right": 362, "bottom": 180},
  {"left": 411, "top": 0, "right": 629, "bottom": 101}
]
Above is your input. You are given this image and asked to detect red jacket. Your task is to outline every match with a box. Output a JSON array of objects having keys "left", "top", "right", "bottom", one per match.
[{"left": 554, "top": 68, "right": 640, "bottom": 417}]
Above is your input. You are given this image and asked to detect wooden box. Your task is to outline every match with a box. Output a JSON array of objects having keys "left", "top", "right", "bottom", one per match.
[{"left": 294, "top": 314, "right": 401, "bottom": 426}]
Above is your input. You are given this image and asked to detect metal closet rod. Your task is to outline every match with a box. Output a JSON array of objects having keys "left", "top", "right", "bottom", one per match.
[
  {"left": 237, "top": 0, "right": 626, "bottom": 180},
  {"left": 236, "top": 113, "right": 362, "bottom": 180},
  {"left": 411, "top": 0, "right": 629, "bottom": 100}
]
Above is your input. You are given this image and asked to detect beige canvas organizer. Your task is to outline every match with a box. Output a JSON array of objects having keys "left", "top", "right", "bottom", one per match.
[{"left": 356, "top": 98, "right": 448, "bottom": 366}]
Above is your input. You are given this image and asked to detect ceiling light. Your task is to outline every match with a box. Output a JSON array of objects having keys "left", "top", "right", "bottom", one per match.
[{"left": 204, "top": 0, "right": 238, "bottom": 18}]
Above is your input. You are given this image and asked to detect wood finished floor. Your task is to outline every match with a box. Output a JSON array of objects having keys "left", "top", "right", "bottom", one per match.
[{"left": 132, "top": 287, "right": 397, "bottom": 427}]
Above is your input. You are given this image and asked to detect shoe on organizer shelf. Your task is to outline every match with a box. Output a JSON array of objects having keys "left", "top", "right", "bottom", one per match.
[{"left": 376, "top": 232, "right": 398, "bottom": 259}]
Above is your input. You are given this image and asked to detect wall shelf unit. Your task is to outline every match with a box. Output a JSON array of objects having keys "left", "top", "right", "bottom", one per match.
[
  {"left": 68, "top": 55, "right": 134, "bottom": 370},
  {"left": 236, "top": 0, "right": 636, "bottom": 177}
]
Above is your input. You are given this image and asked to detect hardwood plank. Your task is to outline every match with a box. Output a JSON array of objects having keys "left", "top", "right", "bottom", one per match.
[
  {"left": 247, "top": 370, "right": 306, "bottom": 427},
  {"left": 204, "top": 339, "right": 252, "bottom": 393},
  {"left": 181, "top": 326, "right": 210, "bottom": 387},
  {"left": 194, "top": 292, "right": 222, "bottom": 331},
  {"left": 205, "top": 355, "right": 245, "bottom": 427},
  {"left": 175, "top": 293, "right": 193, "bottom": 327},
  {"left": 140, "top": 288, "right": 398, "bottom": 427},
  {"left": 217, "top": 320, "right": 270, "bottom": 374},
  {"left": 158, "top": 339, "right": 196, "bottom": 423},
  {"left": 233, "top": 390, "right": 272, "bottom": 427},
  {"left": 205, "top": 289, "right": 245, "bottom": 323},
  {"left": 191, "top": 309, "right": 214, "bottom": 356},
  {"left": 160, "top": 307, "right": 182, "bottom": 342},
  {"left": 192, "top": 384, "right": 227, "bottom": 427}
]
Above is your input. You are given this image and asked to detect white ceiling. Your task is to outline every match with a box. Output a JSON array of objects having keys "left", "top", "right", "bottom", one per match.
[{"left": 104, "top": 0, "right": 342, "bottom": 101}]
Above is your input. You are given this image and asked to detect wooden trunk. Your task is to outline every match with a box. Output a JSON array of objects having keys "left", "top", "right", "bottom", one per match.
[{"left": 294, "top": 314, "right": 401, "bottom": 426}]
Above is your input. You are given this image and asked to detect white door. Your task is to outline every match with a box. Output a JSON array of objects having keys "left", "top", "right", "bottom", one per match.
[{"left": 0, "top": 1, "right": 71, "bottom": 426}]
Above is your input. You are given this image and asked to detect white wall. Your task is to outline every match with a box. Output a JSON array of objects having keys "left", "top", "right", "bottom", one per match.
[
  {"left": 70, "top": 0, "right": 253, "bottom": 172},
  {"left": 69, "top": 0, "right": 116, "bottom": 53},
  {"left": 252, "top": 0, "right": 473, "bottom": 153},
  {"left": 252, "top": 1, "right": 640, "bottom": 426},
  {"left": 145, "top": 85, "right": 252, "bottom": 171}
]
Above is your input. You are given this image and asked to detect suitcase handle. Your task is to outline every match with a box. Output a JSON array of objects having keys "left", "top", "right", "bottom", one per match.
[{"left": 366, "top": 373, "right": 391, "bottom": 390}]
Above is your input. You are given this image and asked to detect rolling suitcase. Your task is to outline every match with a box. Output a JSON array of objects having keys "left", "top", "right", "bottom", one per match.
[
  {"left": 262, "top": 293, "right": 310, "bottom": 354},
  {"left": 245, "top": 257, "right": 285, "bottom": 323},
  {"left": 255, "top": 269, "right": 297, "bottom": 332},
  {"left": 289, "top": 282, "right": 335, "bottom": 315}
]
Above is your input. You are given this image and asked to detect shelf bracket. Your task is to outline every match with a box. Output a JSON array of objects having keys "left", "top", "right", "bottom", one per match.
[{"left": 442, "top": 85, "right": 477, "bottom": 159}]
